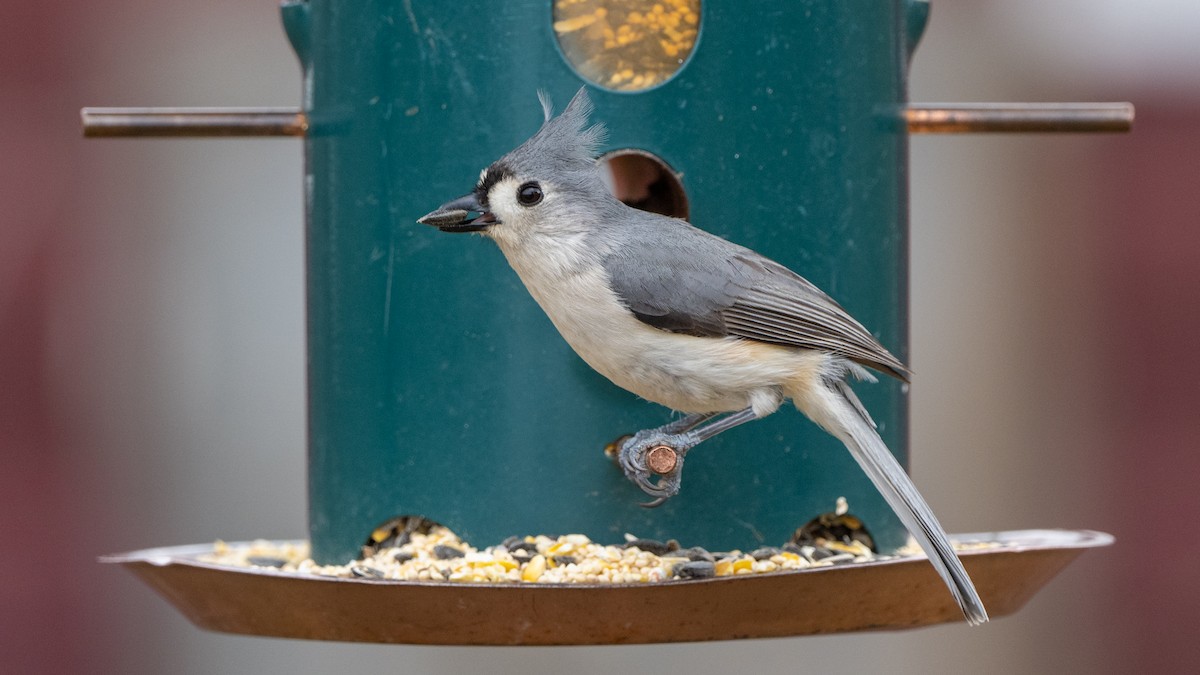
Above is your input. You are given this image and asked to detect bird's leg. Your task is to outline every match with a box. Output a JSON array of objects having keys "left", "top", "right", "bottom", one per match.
[
  {"left": 603, "top": 412, "right": 716, "bottom": 461},
  {"left": 619, "top": 407, "right": 759, "bottom": 507},
  {"left": 657, "top": 412, "right": 720, "bottom": 435}
]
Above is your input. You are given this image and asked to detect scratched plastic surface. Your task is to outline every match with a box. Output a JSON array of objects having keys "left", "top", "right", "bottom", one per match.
[{"left": 287, "top": 0, "right": 928, "bottom": 563}]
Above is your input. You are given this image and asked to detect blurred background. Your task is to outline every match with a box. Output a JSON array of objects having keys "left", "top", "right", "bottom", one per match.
[{"left": 3, "top": 1, "right": 1198, "bottom": 672}]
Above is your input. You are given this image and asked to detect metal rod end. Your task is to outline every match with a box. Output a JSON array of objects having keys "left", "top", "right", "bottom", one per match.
[
  {"left": 81, "top": 107, "right": 307, "bottom": 138},
  {"left": 906, "top": 102, "right": 1134, "bottom": 134}
]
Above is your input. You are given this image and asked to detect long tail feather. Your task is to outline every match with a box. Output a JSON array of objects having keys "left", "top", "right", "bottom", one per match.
[{"left": 811, "top": 379, "right": 988, "bottom": 625}]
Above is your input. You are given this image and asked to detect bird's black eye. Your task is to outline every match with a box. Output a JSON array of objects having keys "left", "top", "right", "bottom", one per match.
[{"left": 517, "top": 182, "right": 543, "bottom": 206}]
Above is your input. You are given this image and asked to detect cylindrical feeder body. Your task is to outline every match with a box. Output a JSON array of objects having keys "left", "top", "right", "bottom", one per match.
[{"left": 290, "top": 0, "right": 923, "bottom": 563}]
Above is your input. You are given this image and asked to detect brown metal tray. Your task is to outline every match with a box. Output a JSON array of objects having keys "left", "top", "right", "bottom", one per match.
[{"left": 103, "top": 529, "right": 1111, "bottom": 644}]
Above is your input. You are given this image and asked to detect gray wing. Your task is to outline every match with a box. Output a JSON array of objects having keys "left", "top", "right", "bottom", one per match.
[{"left": 602, "top": 218, "right": 910, "bottom": 381}]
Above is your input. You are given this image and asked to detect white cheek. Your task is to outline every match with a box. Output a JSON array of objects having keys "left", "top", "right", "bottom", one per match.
[
  {"left": 485, "top": 178, "right": 536, "bottom": 242},
  {"left": 490, "top": 183, "right": 519, "bottom": 220}
]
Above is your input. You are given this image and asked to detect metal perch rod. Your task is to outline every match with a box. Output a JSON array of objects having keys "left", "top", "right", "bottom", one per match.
[
  {"left": 905, "top": 102, "right": 1134, "bottom": 133},
  {"left": 81, "top": 107, "right": 308, "bottom": 137},
  {"left": 81, "top": 103, "right": 1133, "bottom": 137}
]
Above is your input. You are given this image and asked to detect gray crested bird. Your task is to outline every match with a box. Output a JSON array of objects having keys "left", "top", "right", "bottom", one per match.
[{"left": 418, "top": 88, "right": 987, "bottom": 625}]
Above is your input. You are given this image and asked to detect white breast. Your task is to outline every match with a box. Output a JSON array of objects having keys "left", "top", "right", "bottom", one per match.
[{"left": 494, "top": 235, "right": 826, "bottom": 415}]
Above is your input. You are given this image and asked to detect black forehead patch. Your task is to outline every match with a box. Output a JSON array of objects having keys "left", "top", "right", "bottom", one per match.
[{"left": 475, "top": 162, "right": 514, "bottom": 207}]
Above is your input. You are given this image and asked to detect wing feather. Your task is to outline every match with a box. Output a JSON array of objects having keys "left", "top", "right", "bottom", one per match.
[{"left": 601, "top": 215, "right": 910, "bottom": 381}]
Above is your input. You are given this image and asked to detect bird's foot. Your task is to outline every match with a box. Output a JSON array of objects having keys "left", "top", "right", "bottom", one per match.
[{"left": 617, "top": 430, "right": 695, "bottom": 508}]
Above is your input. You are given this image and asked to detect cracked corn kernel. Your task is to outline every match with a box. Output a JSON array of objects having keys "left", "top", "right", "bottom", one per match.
[
  {"left": 552, "top": 14, "right": 598, "bottom": 33},
  {"left": 522, "top": 554, "right": 547, "bottom": 582}
]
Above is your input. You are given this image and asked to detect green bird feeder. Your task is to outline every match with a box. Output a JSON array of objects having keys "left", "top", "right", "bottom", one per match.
[
  {"left": 301, "top": 0, "right": 918, "bottom": 563},
  {"left": 87, "top": 0, "right": 1128, "bottom": 643}
]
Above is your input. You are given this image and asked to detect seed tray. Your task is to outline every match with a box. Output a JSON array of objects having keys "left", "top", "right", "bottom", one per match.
[{"left": 102, "top": 529, "right": 1111, "bottom": 644}]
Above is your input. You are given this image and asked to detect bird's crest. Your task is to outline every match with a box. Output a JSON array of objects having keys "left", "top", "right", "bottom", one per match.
[{"left": 503, "top": 87, "right": 607, "bottom": 175}]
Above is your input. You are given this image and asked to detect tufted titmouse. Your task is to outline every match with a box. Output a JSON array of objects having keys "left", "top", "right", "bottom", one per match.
[{"left": 419, "top": 89, "right": 987, "bottom": 624}]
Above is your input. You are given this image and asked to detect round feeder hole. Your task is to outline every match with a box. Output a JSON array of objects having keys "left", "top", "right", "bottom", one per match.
[
  {"left": 361, "top": 515, "right": 440, "bottom": 558},
  {"left": 792, "top": 505, "right": 877, "bottom": 552},
  {"left": 599, "top": 149, "right": 689, "bottom": 220},
  {"left": 553, "top": 0, "right": 701, "bottom": 91}
]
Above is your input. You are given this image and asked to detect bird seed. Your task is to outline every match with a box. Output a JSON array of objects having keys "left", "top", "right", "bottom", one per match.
[{"left": 202, "top": 524, "right": 994, "bottom": 586}]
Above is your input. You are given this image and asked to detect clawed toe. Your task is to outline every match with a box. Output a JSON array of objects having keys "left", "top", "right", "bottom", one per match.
[
  {"left": 635, "top": 472, "right": 682, "bottom": 508},
  {"left": 617, "top": 433, "right": 688, "bottom": 505}
]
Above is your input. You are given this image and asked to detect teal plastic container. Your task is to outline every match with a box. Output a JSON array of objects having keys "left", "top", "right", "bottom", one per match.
[{"left": 284, "top": 0, "right": 927, "bottom": 563}]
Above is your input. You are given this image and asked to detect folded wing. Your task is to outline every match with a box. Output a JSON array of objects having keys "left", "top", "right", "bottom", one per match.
[{"left": 602, "top": 216, "right": 909, "bottom": 381}]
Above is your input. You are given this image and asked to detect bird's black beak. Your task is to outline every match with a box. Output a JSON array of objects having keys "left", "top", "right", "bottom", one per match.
[{"left": 417, "top": 193, "right": 497, "bottom": 233}]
